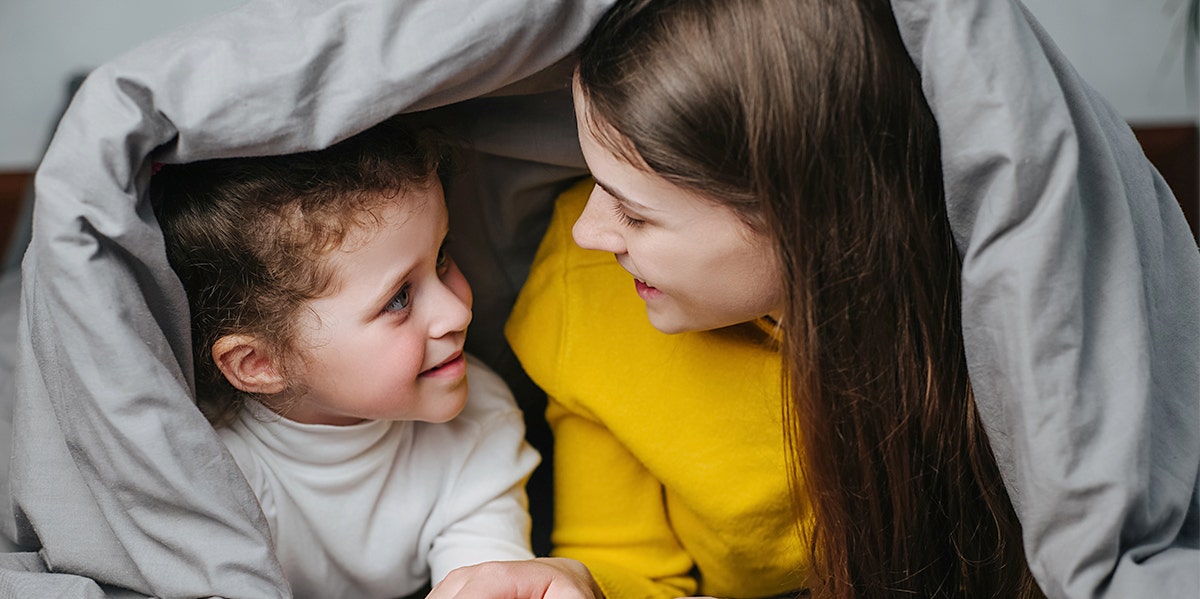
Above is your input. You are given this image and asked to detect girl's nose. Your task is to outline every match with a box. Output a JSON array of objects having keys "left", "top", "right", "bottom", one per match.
[
  {"left": 428, "top": 275, "right": 472, "bottom": 339},
  {"left": 571, "top": 185, "right": 627, "bottom": 254}
]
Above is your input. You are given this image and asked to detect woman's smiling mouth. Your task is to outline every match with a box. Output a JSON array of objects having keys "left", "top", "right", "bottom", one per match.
[{"left": 634, "top": 278, "right": 663, "bottom": 300}]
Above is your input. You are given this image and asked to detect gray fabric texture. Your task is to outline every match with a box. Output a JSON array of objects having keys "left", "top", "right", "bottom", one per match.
[
  {"left": 0, "top": 270, "right": 18, "bottom": 556},
  {"left": 891, "top": 0, "right": 1200, "bottom": 597},
  {"left": 4, "top": 0, "right": 1197, "bottom": 597}
]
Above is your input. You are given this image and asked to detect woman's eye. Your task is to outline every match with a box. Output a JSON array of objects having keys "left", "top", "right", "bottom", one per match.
[
  {"left": 611, "top": 202, "right": 645, "bottom": 228},
  {"left": 384, "top": 284, "right": 412, "bottom": 313}
]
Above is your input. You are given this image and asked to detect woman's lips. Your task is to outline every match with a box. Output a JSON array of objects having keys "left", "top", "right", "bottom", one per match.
[{"left": 634, "top": 278, "right": 662, "bottom": 300}]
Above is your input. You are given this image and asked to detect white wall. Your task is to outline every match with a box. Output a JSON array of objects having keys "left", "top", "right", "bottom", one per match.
[
  {"left": 0, "top": 0, "right": 245, "bottom": 171},
  {"left": 1023, "top": 0, "right": 1199, "bottom": 124},
  {"left": 0, "top": 0, "right": 1197, "bottom": 171}
]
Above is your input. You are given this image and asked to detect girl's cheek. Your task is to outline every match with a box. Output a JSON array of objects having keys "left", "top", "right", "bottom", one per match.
[{"left": 446, "top": 267, "right": 473, "bottom": 310}]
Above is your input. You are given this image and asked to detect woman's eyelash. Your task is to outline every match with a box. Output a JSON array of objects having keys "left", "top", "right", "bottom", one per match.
[{"left": 611, "top": 203, "right": 645, "bottom": 228}]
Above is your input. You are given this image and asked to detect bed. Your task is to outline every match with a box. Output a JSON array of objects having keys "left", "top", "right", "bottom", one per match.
[{"left": 0, "top": 0, "right": 1196, "bottom": 597}]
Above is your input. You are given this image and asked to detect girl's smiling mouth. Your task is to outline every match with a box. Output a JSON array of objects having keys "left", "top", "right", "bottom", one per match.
[{"left": 420, "top": 352, "right": 465, "bottom": 377}]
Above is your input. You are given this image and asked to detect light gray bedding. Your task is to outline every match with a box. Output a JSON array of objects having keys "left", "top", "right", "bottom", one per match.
[
  {"left": 0, "top": 270, "right": 18, "bottom": 554},
  {"left": 892, "top": 1, "right": 1199, "bottom": 596},
  {"left": 2, "top": 0, "right": 1196, "bottom": 597}
]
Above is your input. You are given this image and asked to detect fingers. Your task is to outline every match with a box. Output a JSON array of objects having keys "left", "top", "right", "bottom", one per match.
[
  {"left": 428, "top": 563, "right": 516, "bottom": 599},
  {"left": 426, "top": 559, "right": 601, "bottom": 599},
  {"left": 427, "top": 561, "right": 542, "bottom": 599},
  {"left": 425, "top": 572, "right": 463, "bottom": 598}
]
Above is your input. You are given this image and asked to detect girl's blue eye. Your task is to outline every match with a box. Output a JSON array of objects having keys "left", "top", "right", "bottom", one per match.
[{"left": 384, "top": 284, "right": 412, "bottom": 313}]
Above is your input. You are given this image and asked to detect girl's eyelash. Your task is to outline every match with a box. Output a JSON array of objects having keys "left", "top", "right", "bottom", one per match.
[
  {"left": 436, "top": 239, "right": 451, "bottom": 271},
  {"left": 611, "top": 202, "right": 645, "bottom": 228},
  {"left": 381, "top": 239, "right": 453, "bottom": 317},
  {"left": 383, "top": 283, "right": 412, "bottom": 314}
]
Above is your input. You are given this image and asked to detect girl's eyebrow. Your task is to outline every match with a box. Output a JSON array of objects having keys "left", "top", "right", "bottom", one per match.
[
  {"left": 368, "top": 223, "right": 451, "bottom": 313},
  {"left": 371, "top": 265, "right": 415, "bottom": 314}
]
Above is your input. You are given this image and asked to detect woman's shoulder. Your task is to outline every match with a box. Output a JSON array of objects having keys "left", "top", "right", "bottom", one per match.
[
  {"left": 521, "top": 178, "right": 617, "bottom": 297},
  {"left": 505, "top": 179, "right": 653, "bottom": 392},
  {"left": 510, "top": 177, "right": 643, "bottom": 316}
]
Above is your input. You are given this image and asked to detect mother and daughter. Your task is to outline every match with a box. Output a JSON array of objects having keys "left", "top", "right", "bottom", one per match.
[{"left": 9, "top": 0, "right": 1197, "bottom": 597}]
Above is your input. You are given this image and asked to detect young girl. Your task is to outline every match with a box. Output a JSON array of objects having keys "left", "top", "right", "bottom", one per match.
[{"left": 151, "top": 118, "right": 540, "bottom": 599}]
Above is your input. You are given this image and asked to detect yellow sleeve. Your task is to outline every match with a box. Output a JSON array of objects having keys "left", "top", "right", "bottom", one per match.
[
  {"left": 547, "top": 398, "right": 697, "bottom": 599},
  {"left": 506, "top": 180, "right": 697, "bottom": 599}
]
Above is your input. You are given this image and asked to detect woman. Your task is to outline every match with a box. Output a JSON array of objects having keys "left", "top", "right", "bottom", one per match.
[
  {"left": 434, "top": 0, "right": 1041, "bottom": 596},
  {"left": 433, "top": 0, "right": 1200, "bottom": 595}
]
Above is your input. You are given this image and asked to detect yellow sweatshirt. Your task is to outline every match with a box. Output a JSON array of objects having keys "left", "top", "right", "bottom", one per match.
[{"left": 506, "top": 180, "right": 808, "bottom": 599}]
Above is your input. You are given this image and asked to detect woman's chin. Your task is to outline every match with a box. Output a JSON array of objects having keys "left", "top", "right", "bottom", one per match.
[{"left": 644, "top": 306, "right": 702, "bottom": 335}]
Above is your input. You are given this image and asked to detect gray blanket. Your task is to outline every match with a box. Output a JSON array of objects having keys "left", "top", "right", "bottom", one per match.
[{"left": 4, "top": 0, "right": 1197, "bottom": 597}]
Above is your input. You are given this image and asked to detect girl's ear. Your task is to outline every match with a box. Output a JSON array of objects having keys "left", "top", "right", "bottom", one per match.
[{"left": 211, "top": 334, "right": 287, "bottom": 395}]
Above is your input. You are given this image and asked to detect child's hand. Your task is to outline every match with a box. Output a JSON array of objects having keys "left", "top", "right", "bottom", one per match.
[{"left": 428, "top": 557, "right": 604, "bottom": 599}]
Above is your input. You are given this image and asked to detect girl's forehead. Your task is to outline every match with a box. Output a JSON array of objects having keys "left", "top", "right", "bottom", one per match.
[{"left": 338, "top": 195, "right": 441, "bottom": 251}]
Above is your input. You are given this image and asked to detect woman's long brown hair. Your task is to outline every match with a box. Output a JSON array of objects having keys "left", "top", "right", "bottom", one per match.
[{"left": 577, "top": 0, "right": 1045, "bottom": 596}]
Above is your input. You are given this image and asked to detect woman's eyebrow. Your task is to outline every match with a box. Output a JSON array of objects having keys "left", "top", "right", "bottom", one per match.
[{"left": 595, "top": 179, "right": 654, "bottom": 213}]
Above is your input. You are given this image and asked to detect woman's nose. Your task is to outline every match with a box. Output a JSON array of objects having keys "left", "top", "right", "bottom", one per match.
[{"left": 572, "top": 186, "right": 626, "bottom": 254}]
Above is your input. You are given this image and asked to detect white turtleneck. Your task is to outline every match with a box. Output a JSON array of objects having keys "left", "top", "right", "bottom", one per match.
[{"left": 217, "top": 356, "right": 539, "bottom": 599}]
